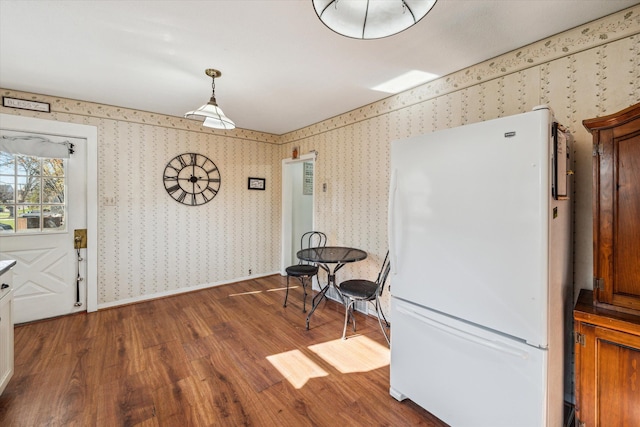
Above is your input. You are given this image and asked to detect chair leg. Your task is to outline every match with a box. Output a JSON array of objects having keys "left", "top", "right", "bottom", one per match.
[
  {"left": 283, "top": 275, "right": 290, "bottom": 307},
  {"left": 301, "top": 277, "right": 308, "bottom": 313},
  {"left": 342, "top": 299, "right": 355, "bottom": 340},
  {"left": 351, "top": 305, "right": 357, "bottom": 332},
  {"left": 376, "top": 298, "right": 390, "bottom": 327},
  {"left": 375, "top": 296, "right": 390, "bottom": 346}
]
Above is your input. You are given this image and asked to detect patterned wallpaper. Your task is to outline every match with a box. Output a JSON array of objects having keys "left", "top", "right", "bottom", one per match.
[
  {"left": 0, "top": 5, "right": 638, "bottom": 311},
  {"left": 281, "top": 6, "right": 640, "bottom": 315},
  {"left": 0, "top": 98, "right": 282, "bottom": 306},
  {"left": 95, "top": 122, "right": 281, "bottom": 304}
]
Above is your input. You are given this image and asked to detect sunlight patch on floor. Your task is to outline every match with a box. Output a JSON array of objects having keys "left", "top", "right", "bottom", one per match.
[
  {"left": 308, "top": 335, "right": 389, "bottom": 374},
  {"left": 228, "top": 290, "right": 263, "bottom": 296},
  {"left": 266, "top": 349, "right": 328, "bottom": 389},
  {"left": 228, "top": 286, "right": 297, "bottom": 297},
  {"left": 266, "top": 286, "right": 296, "bottom": 292}
]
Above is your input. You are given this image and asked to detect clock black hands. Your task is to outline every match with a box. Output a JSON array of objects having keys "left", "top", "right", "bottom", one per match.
[{"left": 163, "top": 153, "right": 221, "bottom": 206}]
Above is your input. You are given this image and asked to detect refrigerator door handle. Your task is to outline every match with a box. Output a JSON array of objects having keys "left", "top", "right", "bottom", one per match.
[
  {"left": 397, "top": 305, "right": 530, "bottom": 360},
  {"left": 388, "top": 169, "right": 398, "bottom": 274}
]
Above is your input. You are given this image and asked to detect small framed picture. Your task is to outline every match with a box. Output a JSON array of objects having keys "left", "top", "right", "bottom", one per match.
[
  {"left": 3, "top": 96, "right": 50, "bottom": 113},
  {"left": 248, "top": 177, "right": 265, "bottom": 190}
]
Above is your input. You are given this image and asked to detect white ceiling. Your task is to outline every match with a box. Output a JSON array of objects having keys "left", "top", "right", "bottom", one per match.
[{"left": 0, "top": 0, "right": 637, "bottom": 135}]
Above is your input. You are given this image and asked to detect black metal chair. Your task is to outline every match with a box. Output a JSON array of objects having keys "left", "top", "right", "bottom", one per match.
[
  {"left": 284, "top": 231, "right": 327, "bottom": 312},
  {"left": 338, "top": 251, "right": 391, "bottom": 345}
]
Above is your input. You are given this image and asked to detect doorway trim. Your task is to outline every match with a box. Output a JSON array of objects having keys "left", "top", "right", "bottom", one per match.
[
  {"left": 0, "top": 113, "right": 98, "bottom": 312},
  {"left": 281, "top": 152, "right": 317, "bottom": 275}
]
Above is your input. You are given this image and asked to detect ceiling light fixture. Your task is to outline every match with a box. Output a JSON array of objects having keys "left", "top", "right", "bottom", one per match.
[
  {"left": 312, "top": 0, "right": 437, "bottom": 39},
  {"left": 185, "top": 69, "right": 235, "bottom": 130},
  {"left": 372, "top": 70, "right": 439, "bottom": 93}
]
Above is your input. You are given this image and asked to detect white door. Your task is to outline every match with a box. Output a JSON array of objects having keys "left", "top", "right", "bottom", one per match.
[
  {"left": 0, "top": 129, "right": 87, "bottom": 324},
  {"left": 281, "top": 152, "right": 316, "bottom": 272},
  {"left": 290, "top": 161, "right": 314, "bottom": 264}
]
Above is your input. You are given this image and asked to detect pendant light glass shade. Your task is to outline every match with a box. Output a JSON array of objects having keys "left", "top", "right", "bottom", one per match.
[
  {"left": 184, "top": 97, "right": 236, "bottom": 130},
  {"left": 184, "top": 69, "right": 236, "bottom": 130},
  {"left": 313, "top": 0, "right": 437, "bottom": 39}
]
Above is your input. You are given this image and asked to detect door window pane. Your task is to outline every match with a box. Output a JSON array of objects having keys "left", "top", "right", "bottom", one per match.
[
  {"left": 17, "top": 178, "right": 41, "bottom": 204},
  {"left": 43, "top": 177, "right": 64, "bottom": 203},
  {"left": 0, "top": 153, "right": 13, "bottom": 174},
  {"left": 0, "top": 152, "right": 66, "bottom": 233},
  {"left": 42, "top": 158, "right": 64, "bottom": 176},
  {"left": 43, "top": 205, "right": 64, "bottom": 230},
  {"left": 0, "top": 176, "right": 14, "bottom": 203},
  {"left": 16, "top": 155, "right": 40, "bottom": 175}
]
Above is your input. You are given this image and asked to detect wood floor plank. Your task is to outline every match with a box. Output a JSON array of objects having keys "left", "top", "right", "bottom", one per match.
[
  {"left": 143, "top": 340, "right": 192, "bottom": 390},
  {"left": 151, "top": 383, "right": 197, "bottom": 426},
  {"left": 0, "top": 274, "right": 448, "bottom": 427},
  {"left": 96, "top": 372, "right": 156, "bottom": 426}
]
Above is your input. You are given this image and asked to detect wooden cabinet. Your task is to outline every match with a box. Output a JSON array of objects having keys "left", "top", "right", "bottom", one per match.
[
  {"left": 575, "top": 103, "right": 640, "bottom": 426},
  {"left": 574, "top": 289, "right": 640, "bottom": 427},
  {"left": 584, "top": 102, "right": 640, "bottom": 312},
  {"left": 0, "top": 260, "right": 15, "bottom": 396}
]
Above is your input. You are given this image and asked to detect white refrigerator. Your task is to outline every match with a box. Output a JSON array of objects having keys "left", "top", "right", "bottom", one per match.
[{"left": 388, "top": 106, "right": 573, "bottom": 427}]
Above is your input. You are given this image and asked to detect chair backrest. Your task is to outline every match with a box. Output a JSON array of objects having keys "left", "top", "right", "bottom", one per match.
[
  {"left": 375, "top": 251, "right": 391, "bottom": 297},
  {"left": 299, "top": 231, "right": 327, "bottom": 265}
]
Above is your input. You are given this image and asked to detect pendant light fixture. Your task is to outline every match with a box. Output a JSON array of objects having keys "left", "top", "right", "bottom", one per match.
[
  {"left": 312, "top": 0, "right": 437, "bottom": 40},
  {"left": 184, "top": 68, "right": 235, "bottom": 130}
]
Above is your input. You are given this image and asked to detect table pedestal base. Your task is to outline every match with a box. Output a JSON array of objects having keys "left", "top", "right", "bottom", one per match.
[{"left": 306, "top": 270, "right": 346, "bottom": 330}]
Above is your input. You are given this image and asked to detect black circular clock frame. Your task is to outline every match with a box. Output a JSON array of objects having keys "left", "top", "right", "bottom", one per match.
[{"left": 163, "top": 153, "right": 221, "bottom": 206}]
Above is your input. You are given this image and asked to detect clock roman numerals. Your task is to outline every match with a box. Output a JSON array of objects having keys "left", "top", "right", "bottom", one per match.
[
  {"left": 164, "top": 153, "right": 221, "bottom": 206},
  {"left": 166, "top": 184, "right": 181, "bottom": 194},
  {"left": 166, "top": 164, "right": 181, "bottom": 173}
]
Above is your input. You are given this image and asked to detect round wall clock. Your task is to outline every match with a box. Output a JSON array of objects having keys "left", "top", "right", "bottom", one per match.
[{"left": 163, "top": 153, "right": 221, "bottom": 205}]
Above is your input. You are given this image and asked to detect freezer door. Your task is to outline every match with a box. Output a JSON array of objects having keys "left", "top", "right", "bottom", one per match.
[
  {"left": 389, "top": 108, "right": 553, "bottom": 346},
  {"left": 390, "top": 298, "right": 554, "bottom": 427}
]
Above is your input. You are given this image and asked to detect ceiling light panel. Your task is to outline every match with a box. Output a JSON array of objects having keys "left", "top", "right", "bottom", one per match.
[{"left": 372, "top": 70, "right": 439, "bottom": 94}]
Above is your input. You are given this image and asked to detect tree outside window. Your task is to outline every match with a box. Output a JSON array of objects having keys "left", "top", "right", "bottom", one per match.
[{"left": 0, "top": 152, "right": 66, "bottom": 233}]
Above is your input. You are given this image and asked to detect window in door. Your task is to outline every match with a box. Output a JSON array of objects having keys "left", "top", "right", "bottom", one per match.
[{"left": 0, "top": 152, "right": 66, "bottom": 233}]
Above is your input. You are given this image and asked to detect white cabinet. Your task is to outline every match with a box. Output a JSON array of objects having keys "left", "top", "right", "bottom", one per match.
[{"left": 0, "top": 260, "right": 16, "bottom": 396}]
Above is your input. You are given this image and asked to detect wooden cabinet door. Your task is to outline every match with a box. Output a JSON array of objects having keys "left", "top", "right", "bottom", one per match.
[
  {"left": 575, "top": 321, "right": 640, "bottom": 427},
  {"left": 596, "top": 128, "right": 640, "bottom": 310},
  {"left": 586, "top": 103, "right": 640, "bottom": 311},
  {"left": 614, "top": 131, "right": 640, "bottom": 303}
]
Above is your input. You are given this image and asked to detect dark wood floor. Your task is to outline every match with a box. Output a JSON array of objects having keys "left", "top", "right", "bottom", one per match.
[{"left": 0, "top": 275, "right": 447, "bottom": 426}]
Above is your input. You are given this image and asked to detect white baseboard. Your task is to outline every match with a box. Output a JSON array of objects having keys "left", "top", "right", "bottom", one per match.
[{"left": 97, "top": 271, "right": 280, "bottom": 310}]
